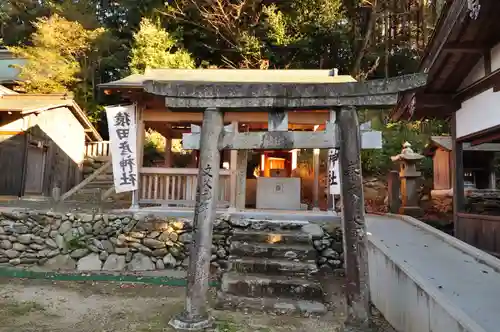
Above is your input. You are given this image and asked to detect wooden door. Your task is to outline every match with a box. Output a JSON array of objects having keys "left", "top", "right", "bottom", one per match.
[
  {"left": 0, "top": 134, "right": 25, "bottom": 196},
  {"left": 24, "top": 143, "right": 47, "bottom": 195},
  {"left": 433, "top": 149, "right": 451, "bottom": 190}
]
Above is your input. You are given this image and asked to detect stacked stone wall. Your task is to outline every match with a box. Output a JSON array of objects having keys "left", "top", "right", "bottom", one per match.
[{"left": 0, "top": 211, "right": 345, "bottom": 273}]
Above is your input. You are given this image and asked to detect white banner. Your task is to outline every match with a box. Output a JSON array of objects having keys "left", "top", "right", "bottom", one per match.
[
  {"left": 328, "top": 148, "right": 341, "bottom": 195},
  {"left": 105, "top": 104, "right": 138, "bottom": 193}
]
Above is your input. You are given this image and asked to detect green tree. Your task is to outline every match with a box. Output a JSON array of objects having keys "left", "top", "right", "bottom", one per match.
[
  {"left": 129, "top": 18, "right": 195, "bottom": 74},
  {"left": 8, "top": 14, "right": 107, "bottom": 123},
  {"left": 9, "top": 14, "right": 104, "bottom": 93}
]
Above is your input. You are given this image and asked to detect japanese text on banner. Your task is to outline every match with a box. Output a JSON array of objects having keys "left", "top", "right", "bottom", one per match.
[
  {"left": 105, "top": 105, "right": 138, "bottom": 193},
  {"left": 328, "top": 148, "right": 340, "bottom": 195}
]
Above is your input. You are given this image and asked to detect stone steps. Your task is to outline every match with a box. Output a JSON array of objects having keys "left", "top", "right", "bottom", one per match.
[
  {"left": 221, "top": 272, "right": 324, "bottom": 301},
  {"left": 230, "top": 241, "right": 316, "bottom": 260},
  {"left": 231, "top": 229, "right": 311, "bottom": 245},
  {"left": 216, "top": 292, "right": 327, "bottom": 317},
  {"left": 217, "top": 223, "right": 328, "bottom": 316},
  {"left": 229, "top": 257, "right": 318, "bottom": 276}
]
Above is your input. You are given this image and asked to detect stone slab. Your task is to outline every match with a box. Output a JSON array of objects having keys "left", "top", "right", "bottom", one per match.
[
  {"left": 229, "top": 257, "right": 318, "bottom": 276},
  {"left": 221, "top": 272, "right": 324, "bottom": 301},
  {"left": 231, "top": 229, "right": 311, "bottom": 245},
  {"left": 230, "top": 241, "right": 316, "bottom": 260},
  {"left": 215, "top": 292, "right": 327, "bottom": 317}
]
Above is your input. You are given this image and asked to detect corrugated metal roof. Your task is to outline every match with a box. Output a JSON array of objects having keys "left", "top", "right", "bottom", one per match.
[
  {"left": 430, "top": 136, "right": 452, "bottom": 151},
  {"left": 427, "top": 136, "right": 500, "bottom": 152},
  {"left": 0, "top": 85, "right": 17, "bottom": 95},
  {"left": 0, "top": 58, "right": 26, "bottom": 83},
  {"left": 100, "top": 69, "right": 357, "bottom": 89},
  {"left": 0, "top": 98, "right": 71, "bottom": 113},
  {"left": 0, "top": 95, "right": 102, "bottom": 141}
]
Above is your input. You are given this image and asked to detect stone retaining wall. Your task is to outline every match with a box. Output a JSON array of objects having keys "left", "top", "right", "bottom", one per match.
[
  {"left": 0, "top": 211, "right": 344, "bottom": 273},
  {"left": 0, "top": 211, "right": 231, "bottom": 272},
  {"left": 311, "top": 224, "right": 344, "bottom": 273}
]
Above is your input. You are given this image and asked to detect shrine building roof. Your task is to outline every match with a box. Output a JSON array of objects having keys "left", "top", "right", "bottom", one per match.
[{"left": 100, "top": 69, "right": 357, "bottom": 90}]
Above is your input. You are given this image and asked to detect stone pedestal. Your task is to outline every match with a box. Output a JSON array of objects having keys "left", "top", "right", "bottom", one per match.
[{"left": 391, "top": 142, "right": 424, "bottom": 218}]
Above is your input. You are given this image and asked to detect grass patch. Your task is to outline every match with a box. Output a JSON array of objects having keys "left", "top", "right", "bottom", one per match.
[
  {"left": 136, "top": 309, "right": 176, "bottom": 332},
  {"left": 136, "top": 311, "right": 273, "bottom": 332},
  {"left": 216, "top": 319, "right": 240, "bottom": 332},
  {"left": 0, "top": 301, "right": 46, "bottom": 316}
]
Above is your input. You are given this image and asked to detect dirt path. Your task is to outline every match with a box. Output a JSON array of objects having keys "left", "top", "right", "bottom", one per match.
[{"left": 0, "top": 278, "right": 350, "bottom": 332}]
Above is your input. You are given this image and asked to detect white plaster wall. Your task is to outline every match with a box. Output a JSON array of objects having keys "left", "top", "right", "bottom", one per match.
[
  {"left": 456, "top": 88, "right": 500, "bottom": 138},
  {"left": 491, "top": 43, "right": 500, "bottom": 72},
  {"left": 33, "top": 107, "right": 85, "bottom": 164}
]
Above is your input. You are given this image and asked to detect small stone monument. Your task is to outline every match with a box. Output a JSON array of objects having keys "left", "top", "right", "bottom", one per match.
[{"left": 391, "top": 142, "right": 424, "bottom": 217}]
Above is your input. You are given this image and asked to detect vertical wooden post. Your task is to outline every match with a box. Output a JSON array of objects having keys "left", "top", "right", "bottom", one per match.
[
  {"left": 451, "top": 113, "right": 464, "bottom": 239},
  {"left": 164, "top": 137, "right": 172, "bottom": 167},
  {"left": 131, "top": 104, "right": 145, "bottom": 209},
  {"left": 489, "top": 156, "right": 496, "bottom": 189},
  {"left": 313, "top": 148, "right": 320, "bottom": 210},
  {"left": 169, "top": 108, "right": 223, "bottom": 331},
  {"left": 229, "top": 121, "right": 238, "bottom": 208},
  {"left": 235, "top": 150, "right": 248, "bottom": 210},
  {"left": 337, "top": 106, "right": 370, "bottom": 327}
]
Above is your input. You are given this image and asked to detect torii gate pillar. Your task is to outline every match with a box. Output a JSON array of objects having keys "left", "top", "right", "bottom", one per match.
[
  {"left": 169, "top": 108, "right": 223, "bottom": 331},
  {"left": 338, "top": 107, "right": 370, "bottom": 328}
]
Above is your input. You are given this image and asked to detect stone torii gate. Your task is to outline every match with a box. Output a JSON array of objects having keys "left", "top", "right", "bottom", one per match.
[{"left": 142, "top": 71, "right": 427, "bottom": 330}]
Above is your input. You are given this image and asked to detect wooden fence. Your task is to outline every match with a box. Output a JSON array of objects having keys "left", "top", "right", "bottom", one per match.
[
  {"left": 85, "top": 141, "right": 111, "bottom": 158},
  {"left": 139, "top": 167, "right": 231, "bottom": 207}
]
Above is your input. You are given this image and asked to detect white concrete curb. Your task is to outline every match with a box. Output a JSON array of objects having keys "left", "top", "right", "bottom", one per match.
[{"left": 386, "top": 213, "right": 500, "bottom": 273}]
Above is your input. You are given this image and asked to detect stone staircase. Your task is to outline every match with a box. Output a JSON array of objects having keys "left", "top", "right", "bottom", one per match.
[
  {"left": 216, "top": 224, "right": 328, "bottom": 316},
  {"left": 62, "top": 156, "right": 130, "bottom": 206}
]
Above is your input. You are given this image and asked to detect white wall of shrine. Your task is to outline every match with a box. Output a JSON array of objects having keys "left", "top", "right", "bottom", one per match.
[
  {"left": 456, "top": 88, "right": 500, "bottom": 139},
  {"left": 455, "top": 41, "right": 500, "bottom": 139}
]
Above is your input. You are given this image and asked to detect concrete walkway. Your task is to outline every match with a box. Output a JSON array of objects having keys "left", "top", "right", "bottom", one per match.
[{"left": 367, "top": 214, "right": 500, "bottom": 332}]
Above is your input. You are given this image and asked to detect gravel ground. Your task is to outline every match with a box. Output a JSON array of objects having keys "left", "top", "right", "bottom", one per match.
[
  {"left": 0, "top": 278, "right": 341, "bottom": 332},
  {"left": 0, "top": 278, "right": 394, "bottom": 332}
]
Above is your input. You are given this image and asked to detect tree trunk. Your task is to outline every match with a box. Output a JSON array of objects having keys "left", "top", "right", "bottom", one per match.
[{"left": 351, "top": 0, "right": 378, "bottom": 78}]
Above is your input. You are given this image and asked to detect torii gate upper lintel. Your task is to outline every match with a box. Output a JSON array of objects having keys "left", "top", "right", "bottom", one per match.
[
  {"left": 144, "top": 72, "right": 427, "bottom": 110},
  {"left": 160, "top": 72, "right": 428, "bottom": 331}
]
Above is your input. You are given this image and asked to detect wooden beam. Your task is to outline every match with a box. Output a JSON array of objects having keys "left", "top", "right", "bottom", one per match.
[
  {"left": 421, "top": 1, "right": 468, "bottom": 72},
  {"left": 416, "top": 93, "right": 457, "bottom": 108},
  {"left": 451, "top": 113, "right": 465, "bottom": 239},
  {"left": 182, "top": 130, "right": 336, "bottom": 150},
  {"left": 60, "top": 160, "right": 112, "bottom": 201},
  {"left": 442, "top": 42, "right": 487, "bottom": 54},
  {"left": 391, "top": 92, "right": 457, "bottom": 121},
  {"left": 484, "top": 49, "right": 492, "bottom": 75},
  {"left": 455, "top": 68, "right": 500, "bottom": 101},
  {"left": 143, "top": 110, "right": 330, "bottom": 124}
]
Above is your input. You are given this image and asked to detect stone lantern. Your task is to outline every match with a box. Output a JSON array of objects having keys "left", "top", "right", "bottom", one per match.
[{"left": 391, "top": 142, "right": 425, "bottom": 217}]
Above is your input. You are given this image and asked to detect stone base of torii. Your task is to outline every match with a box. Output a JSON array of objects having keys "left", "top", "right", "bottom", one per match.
[{"left": 133, "top": 71, "right": 428, "bottom": 331}]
